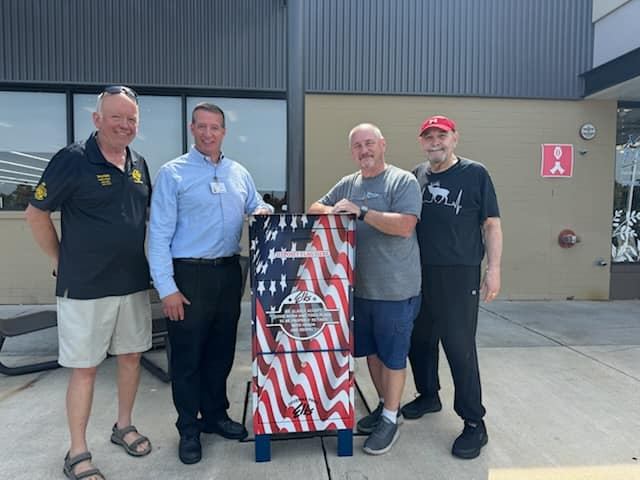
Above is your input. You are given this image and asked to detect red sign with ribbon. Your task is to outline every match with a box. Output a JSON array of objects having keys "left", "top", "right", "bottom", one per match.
[{"left": 541, "top": 144, "right": 574, "bottom": 178}]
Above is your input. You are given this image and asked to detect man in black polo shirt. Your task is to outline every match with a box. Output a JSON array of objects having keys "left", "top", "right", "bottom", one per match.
[{"left": 26, "top": 86, "right": 153, "bottom": 480}]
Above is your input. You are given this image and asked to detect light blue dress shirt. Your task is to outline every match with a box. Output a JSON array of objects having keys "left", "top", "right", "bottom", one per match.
[{"left": 148, "top": 147, "right": 273, "bottom": 298}]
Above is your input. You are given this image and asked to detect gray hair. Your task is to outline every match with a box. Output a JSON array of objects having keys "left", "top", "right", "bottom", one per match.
[{"left": 348, "top": 123, "right": 383, "bottom": 144}]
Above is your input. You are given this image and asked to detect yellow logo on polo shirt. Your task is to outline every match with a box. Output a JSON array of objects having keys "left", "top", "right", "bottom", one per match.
[
  {"left": 96, "top": 174, "right": 112, "bottom": 186},
  {"left": 34, "top": 182, "right": 47, "bottom": 200},
  {"left": 131, "top": 168, "right": 143, "bottom": 184}
]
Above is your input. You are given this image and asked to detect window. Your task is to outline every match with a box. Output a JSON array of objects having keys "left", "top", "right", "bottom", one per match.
[
  {"left": 612, "top": 106, "right": 640, "bottom": 263},
  {"left": 0, "top": 90, "right": 286, "bottom": 210},
  {"left": 0, "top": 92, "right": 66, "bottom": 210},
  {"left": 74, "top": 94, "right": 183, "bottom": 180}
]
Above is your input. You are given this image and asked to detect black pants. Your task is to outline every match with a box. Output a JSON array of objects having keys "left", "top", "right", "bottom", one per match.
[
  {"left": 408, "top": 264, "right": 486, "bottom": 423},
  {"left": 168, "top": 259, "right": 242, "bottom": 436}
]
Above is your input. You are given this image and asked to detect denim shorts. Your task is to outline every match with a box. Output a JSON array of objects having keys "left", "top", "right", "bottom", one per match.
[{"left": 353, "top": 295, "right": 421, "bottom": 370}]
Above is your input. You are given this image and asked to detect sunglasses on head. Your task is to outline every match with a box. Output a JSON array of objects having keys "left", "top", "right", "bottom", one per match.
[{"left": 100, "top": 85, "right": 138, "bottom": 104}]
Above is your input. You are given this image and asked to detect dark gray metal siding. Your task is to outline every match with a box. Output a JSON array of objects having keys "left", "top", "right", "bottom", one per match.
[
  {"left": 305, "top": 0, "right": 593, "bottom": 98},
  {"left": 0, "top": 0, "right": 287, "bottom": 91},
  {"left": 1, "top": 0, "right": 593, "bottom": 99}
]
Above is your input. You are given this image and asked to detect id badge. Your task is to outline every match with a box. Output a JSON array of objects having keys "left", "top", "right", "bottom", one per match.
[{"left": 210, "top": 181, "right": 227, "bottom": 194}]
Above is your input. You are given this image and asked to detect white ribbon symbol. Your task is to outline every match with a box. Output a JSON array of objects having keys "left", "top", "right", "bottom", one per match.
[{"left": 549, "top": 146, "right": 565, "bottom": 175}]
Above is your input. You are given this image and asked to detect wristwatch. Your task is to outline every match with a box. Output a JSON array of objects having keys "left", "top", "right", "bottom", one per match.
[{"left": 358, "top": 205, "right": 369, "bottom": 221}]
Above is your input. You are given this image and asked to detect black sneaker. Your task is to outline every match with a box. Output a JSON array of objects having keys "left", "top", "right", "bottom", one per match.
[
  {"left": 356, "top": 402, "right": 402, "bottom": 434},
  {"left": 451, "top": 420, "right": 488, "bottom": 459},
  {"left": 400, "top": 394, "right": 442, "bottom": 419},
  {"left": 363, "top": 416, "right": 399, "bottom": 455}
]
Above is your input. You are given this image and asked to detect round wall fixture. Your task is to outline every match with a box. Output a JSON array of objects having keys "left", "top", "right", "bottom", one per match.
[
  {"left": 579, "top": 123, "right": 596, "bottom": 140},
  {"left": 558, "top": 229, "right": 580, "bottom": 248}
]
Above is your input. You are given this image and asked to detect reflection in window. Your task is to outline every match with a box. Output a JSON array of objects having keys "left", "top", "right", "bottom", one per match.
[
  {"left": 74, "top": 94, "right": 183, "bottom": 180},
  {"left": 612, "top": 107, "right": 640, "bottom": 263},
  {"left": 0, "top": 92, "right": 67, "bottom": 210},
  {"left": 186, "top": 97, "right": 286, "bottom": 208}
]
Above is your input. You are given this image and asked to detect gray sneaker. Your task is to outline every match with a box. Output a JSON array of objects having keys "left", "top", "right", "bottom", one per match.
[
  {"left": 363, "top": 416, "right": 399, "bottom": 455},
  {"left": 356, "top": 402, "right": 402, "bottom": 434},
  {"left": 356, "top": 402, "right": 383, "bottom": 434}
]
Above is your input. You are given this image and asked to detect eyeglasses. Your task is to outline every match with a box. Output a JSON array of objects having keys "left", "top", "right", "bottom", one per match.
[{"left": 99, "top": 85, "right": 138, "bottom": 104}]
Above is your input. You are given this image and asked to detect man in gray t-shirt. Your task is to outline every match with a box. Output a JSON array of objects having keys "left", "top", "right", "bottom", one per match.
[{"left": 308, "top": 123, "right": 421, "bottom": 456}]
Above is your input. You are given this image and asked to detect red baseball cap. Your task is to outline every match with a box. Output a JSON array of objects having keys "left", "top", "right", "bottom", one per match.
[{"left": 419, "top": 115, "right": 456, "bottom": 135}]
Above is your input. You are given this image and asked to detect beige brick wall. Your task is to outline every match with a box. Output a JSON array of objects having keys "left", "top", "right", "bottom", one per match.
[
  {"left": 0, "top": 211, "right": 58, "bottom": 304},
  {"left": 305, "top": 95, "right": 617, "bottom": 300}
]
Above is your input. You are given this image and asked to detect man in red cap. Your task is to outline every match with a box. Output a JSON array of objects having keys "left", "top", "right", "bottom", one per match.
[{"left": 402, "top": 115, "right": 502, "bottom": 459}]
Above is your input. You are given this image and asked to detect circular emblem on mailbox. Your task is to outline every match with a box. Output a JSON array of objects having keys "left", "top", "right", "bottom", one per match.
[
  {"left": 579, "top": 123, "right": 596, "bottom": 141},
  {"left": 266, "top": 290, "right": 339, "bottom": 340}
]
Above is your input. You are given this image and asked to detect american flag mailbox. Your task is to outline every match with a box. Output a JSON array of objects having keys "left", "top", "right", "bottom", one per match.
[{"left": 249, "top": 213, "right": 356, "bottom": 462}]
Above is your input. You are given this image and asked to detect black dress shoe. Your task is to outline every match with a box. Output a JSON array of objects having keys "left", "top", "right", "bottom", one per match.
[
  {"left": 179, "top": 435, "right": 202, "bottom": 465},
  {"left": 201, "top": 415, "right": 248, "bottom": 440}
]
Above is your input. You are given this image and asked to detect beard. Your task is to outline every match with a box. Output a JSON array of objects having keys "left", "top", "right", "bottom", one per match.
[
  {"left": 426, "top": 150, "right": 447, "bottom": 165},
  {"left": 359, "top": 155, "right": 377, "bottom": 170}
]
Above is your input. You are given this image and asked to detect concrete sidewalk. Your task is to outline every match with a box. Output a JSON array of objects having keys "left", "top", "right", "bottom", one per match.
[{"left": 1, "top": 300, "right": 640, "bottom": 480}]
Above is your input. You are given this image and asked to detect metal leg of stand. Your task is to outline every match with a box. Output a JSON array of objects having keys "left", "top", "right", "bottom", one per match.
[
  {"left": 255, "top": 434, "right": 271, "bottom": 462},
  {"left": 337, "top": 428, "right": 353, "bottom": 457}
]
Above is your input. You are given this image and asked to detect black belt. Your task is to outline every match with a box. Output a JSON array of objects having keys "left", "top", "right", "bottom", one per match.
[{"left": 174, "top": 255, "right": 238, "bottom": 266}]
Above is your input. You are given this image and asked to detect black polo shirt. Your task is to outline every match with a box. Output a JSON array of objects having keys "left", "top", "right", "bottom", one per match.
[{"left": 30, "top": 132, "right": 151, "bottom": 299}]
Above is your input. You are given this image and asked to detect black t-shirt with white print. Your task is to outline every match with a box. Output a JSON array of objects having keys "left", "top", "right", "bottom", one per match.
[{"left": 413, "top": 157, "right": 499, "bottom": 266}]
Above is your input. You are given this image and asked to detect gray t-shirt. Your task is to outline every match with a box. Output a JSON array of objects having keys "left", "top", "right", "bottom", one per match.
[{"left": 318, "top": 164, "right": 422, "bottom": 301}]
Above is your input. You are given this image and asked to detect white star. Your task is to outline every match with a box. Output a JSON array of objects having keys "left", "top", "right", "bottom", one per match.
[
  {"left": 270, "top": 229, "right": 278, "bottom": 242},
  {"left": 248, "top": 216, "right": 256, "bottom": 227},
  {"left": 269, "top": 280, "right": 277, "bottom": 296},
  {"left": 280, "top": 274, "right": 287, "bottom": 291},
  {"left": 259, "top": 261, "right": 268, "bottom": 275},
  {"left": 268, "top": 248, "right": 276, "bottom": 264},
  {"left": 279, "top": 215, "right": 287, "bottom": 231},
  {"left": 279, "top": 247, "right": 287, "bottom": 265},
  {"left": 257, "top": 281, "right": 265, "bottom": 296},
  {"left": 290, "top": 241, "right": 297, "bottom": 252},
  {"left": 300, "top": 215, "right": 308, "bottom": 228},
  {"left": 250, "top": 238, "right": 258, "bottom": 251},
  {"left": 291, "top": 215, "right": 298, "bottom": 231}
]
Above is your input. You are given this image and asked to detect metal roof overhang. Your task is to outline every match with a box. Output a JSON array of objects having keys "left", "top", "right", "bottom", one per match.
[{"left": 582, "top": 46, "right": 640, "bottom": 101}]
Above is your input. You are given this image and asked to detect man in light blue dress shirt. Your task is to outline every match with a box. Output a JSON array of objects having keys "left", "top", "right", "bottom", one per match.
[{"left": 148, "top": 103, "right": 273, "bottom": 465}]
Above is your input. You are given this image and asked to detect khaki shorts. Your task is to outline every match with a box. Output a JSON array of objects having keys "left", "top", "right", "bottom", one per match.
[{"left": 57, "top": 290, "right": 152, "bottom": 368}]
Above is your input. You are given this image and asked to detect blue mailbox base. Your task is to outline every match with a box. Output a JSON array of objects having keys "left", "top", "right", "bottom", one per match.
[
  {"left": 255, "top": 434, "right": 272, "bottom": 462},
  {"left": 337, "top": 429, "right": 353, "bottom": 457},
  {"left": 254, "top": 429, "right": 353, "bottom": 462}
]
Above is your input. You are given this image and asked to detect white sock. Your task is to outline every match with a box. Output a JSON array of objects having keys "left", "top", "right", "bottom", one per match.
[{"left": 382, "top": 408, "right": 398, "bottom": 424}]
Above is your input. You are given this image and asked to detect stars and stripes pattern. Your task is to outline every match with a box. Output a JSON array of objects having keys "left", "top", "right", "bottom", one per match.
[{"left": 249, "top": 214, "right": 355, "bottom": 434}]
